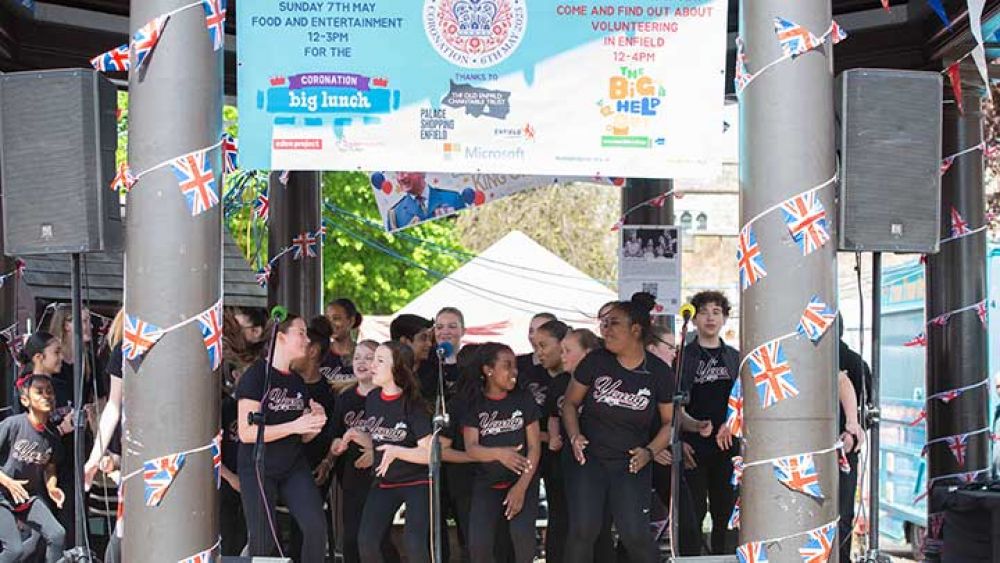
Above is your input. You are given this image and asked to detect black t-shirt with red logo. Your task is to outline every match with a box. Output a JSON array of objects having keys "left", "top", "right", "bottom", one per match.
[
  {"left": 331, "top": 385, "right": 371, "bottom": 488},
  {"left": 573, "top": 349, "right": 672, "bottom": 462},
  {"left": 0, "top": 413, "right": 62, "bottom": 508},
  {"left": 462, "top": 389, "right": 540, "bottom": 487},
  {"left": 236, "top": 360, "right": 309, "bottom": 475},
  {"left": 363, "top": 391, "right": 432, "bottom": 486}
]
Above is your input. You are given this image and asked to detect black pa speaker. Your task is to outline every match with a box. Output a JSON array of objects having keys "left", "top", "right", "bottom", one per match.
[
  {"left": 0, "top": 68, "right": 122, "bottom": 255},
  {"left": 835, "top": 69, "right": 942, "bottom": 253}
]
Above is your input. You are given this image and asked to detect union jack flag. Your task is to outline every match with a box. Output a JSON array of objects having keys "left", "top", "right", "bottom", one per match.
[
  {"left": 731, "top": 455, "right": 744, "bottom": 488},
  {"left": 748, "top": 341, "right": 798, "bottom": 409},
  {"left": 827, "top": 20, "right": 848, "bottom": 45},
  {"left": 773, "top": 453, "right": 823, "bottom": 499},
  {"left": 221, "top": 133, "right": 238, "bottom": 175},
  {"left": 143, "top": 452, "right": 186, "bottom": 506},
  {"left": 734, "top": 36, "right": 751, "bottom": 92},
  {"left": 132, "top": 16, "right": 168, "bottom": 70},
  {"left": 937, "top": 389, "right": 962, "bottom": 403},
  {"left": 292, "top": 232, "right": 318, "bottom": 260},
  {"left": 110, "top": 162, "right": 135, "bottom": 193},
  {"left": 945, "top": 434, "right": 969, "bottom": 467},
  {"left": 726, "top": 377, "right": 743, "bottom": 438},
  {"left": 958, "top": 471, "right": 981, "bottom": 484},
  {"left": 950, "top": 206, "right": 972, "bottom": 238},
  {"left": 278, "top": 170, "right": 290, "bottom": 185},
  {"left": 798, "top": 522, "right": 836, "bottom": 563},
  {"left": 903, "top": 332, "right": 927, "bottom": 347},
  {"left": 315, "top": 221, "right": 328, "bottom": 243},
  {"left": 255, "top": 264, "right": 271, "bottom": 288},
  {"left": 928, "top": 512, "right": 945, "bottom": 539},
  {"left": 610, "top": 220, "right": 623, "bottom": 232},
  {"left": 774, "top": 17, "right": 821, "bottom": 58},
  {"left": 196, "top": 300, "right": 224, "bottom": 371},
  {"left": 90, "top": 44, "right": 130, "bottom": 72},
  {"left": 728, "top": 497, "right": 740, "bottom": 530},
  {"left": 908, "top": 409, "right": 927, "bottom": 426},
  {"left": 797, "top": 295, "right": 837, "bottom": 343},
  {"left": 254, "top": 187, "right": 269, "bottom": 221},
  {"left": 171, "top": 150, "right": 219, "bottom": 216},
  {"left": 928, "top": 313, "right": 951, "bottom": 327},
  {"left": 736, "top": 541, "right": 768, "bottom": 563},
  {"left": 737, "top": 225, "right": 767, "bottom": 290},
  {"left": 122, "top": 314, "right": 163, "bottom": 365},
  {"left": 179, "top": 546, "right": 216, "bottom": 563},
  {"left": 839, "top": 447, "right": 851, "bottom": 473},
  {"left": 211, "top": 430, "right": 222, "bottom": 489},
  {"left": 201, "top": 0, "right": 227, "bottom": 51},
  {"left": 977, "top": 300, "right": 988, "bottom": 328},
  {"left": 941, "top": 156, "right": 956, "bottom": 175},
  {"left": 781, "top": 191, "right": 830, "bottom": 256}
]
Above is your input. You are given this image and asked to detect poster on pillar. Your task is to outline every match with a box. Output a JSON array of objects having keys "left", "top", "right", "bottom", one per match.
[
  {"left": 236, "top": 1, "right": 727, "bottom": 179},
  {"left": 618, "top": 225, "right": 681, "bottom": 315}
]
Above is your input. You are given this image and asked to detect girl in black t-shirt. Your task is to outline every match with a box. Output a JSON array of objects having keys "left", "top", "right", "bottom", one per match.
[
  {"left": 461, "top": 343, "right": 540, "bottom": 563},
  {"left": 235, "top": 315, "right": 328, "bottom": 562},
  {"left": 562, "top": 297, "right": 674, "bottom": 563},
  {"left": 321, "top": 298, "right": 363, "bottom": 382},
  {"left": 341, "top": 341, "right": 434, "bottom": 563}
]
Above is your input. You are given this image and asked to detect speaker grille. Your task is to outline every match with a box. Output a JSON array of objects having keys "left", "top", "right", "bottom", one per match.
[
  {"left": 1, "top": 69, "right": 122, "bottom": 255},
  {"left": 837, "top": 69, "right": 942, "bottom": 253}
]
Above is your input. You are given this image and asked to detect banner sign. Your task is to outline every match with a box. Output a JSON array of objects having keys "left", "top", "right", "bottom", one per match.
[
  {"left": 237, "top": 1, "right": 726, "bottom": 179},
  {"left": 618, "top": 225, "right": 681, "bottom": 315},
  {"left": 372, "top": 171, "right": 622, "bottom": 231}
]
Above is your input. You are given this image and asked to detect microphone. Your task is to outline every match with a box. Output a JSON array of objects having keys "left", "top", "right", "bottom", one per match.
[
  {"left": 270, "top": 305, "right": 288, "bottom": 322},
  {"left": 678, "top": 304, "right": 696, "bottom": 321},
  {"left": 435, "top": 341, "right": 454, "bottom": 360}
]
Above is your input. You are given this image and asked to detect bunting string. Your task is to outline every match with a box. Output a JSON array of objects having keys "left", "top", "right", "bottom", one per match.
[
  {"left": 926, "top": 377, "right": 989, "bottom": 402},
  {"left": 913, "top": 467, "right": 991, "bottom": 504},
  {"left": 739, "top": 517, "right": 840, "bottom": 554},
  {"left": 610, "top": 187, "right": 680, "bottom": 231},
  {"left": 736, "top": 19, "right": 847, "bottom": 95},
  {"left": 940, "top": 225, "right": 988, "bottom": 244},
  {"left": 921, "top": 426, "right": 990, "bottom": 449},
  {"left": 178, "top": 536, "right": 221, "bottom": 563},
  {"left": 742, "top": 171, "right": 838, "bottom": 231},
  {"left": 120, "top": 438, "right": 217, "bottom": 485},
  {"left": 741, "top": 441, "right": 844, "bottom": 470},
  {"left": 131, "top": 140, "right": 224, "bottom": 183}
]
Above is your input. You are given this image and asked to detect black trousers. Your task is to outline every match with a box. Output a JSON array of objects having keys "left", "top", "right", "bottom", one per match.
[
  {"left": 678, "top": 447, "right": 737, "bottom": 556},
  {"left": 0, "top": 500, "right": 65, "bottom": 563},
  {"left": 839, "top": 451, "right": 859, "bottom": 563},
  {"left": 468, "top": 479, "right": 539, "bottom": 563},
  {"left": 565, "top": 457, "right": 656, "bottom": 563},
  {"left": 444, "top": 463, "right": 472, "bottom": 562},
  {"left": 220, "top": 479, "right": 247, "bottom": 556},
  {"left": 341, "top": 470, "right": 399, "bottom": 563},
  {"left": 358, "top": 483, "right": 429, "bottom": 563},
  {"left": 238, "top": 460, "right": 327, "bottom": 562},
  {"left": 542, "top": 450, "right": 568, "bottom": 563}
]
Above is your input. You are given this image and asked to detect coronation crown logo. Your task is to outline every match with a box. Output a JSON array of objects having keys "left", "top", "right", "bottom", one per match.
[{"left": 424, "top": 0, "right": 527, "bottom": 69}]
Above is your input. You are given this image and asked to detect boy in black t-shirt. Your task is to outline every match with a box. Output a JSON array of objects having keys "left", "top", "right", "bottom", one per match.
[
  {"left": 0, "top": 374, "right": 66, "bottom": 562},
  {"left": 678, "top": 291, "right": 740, "bottom": 556}
]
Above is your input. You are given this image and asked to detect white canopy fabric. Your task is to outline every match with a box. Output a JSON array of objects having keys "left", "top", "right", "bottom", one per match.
[{"left": 359, "top": 230, "right": 616, "bottom": 354}]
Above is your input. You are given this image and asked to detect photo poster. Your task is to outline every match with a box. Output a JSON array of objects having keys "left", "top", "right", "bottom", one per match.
[
  {"left": 372, "top": 172, "right": 624, "bottom": 231},
  {"left": 237, "top": 1, "right": 727, "bottom": 178},
  {"left": 618, "top": 225, "right": 681, "bottom": 315}
]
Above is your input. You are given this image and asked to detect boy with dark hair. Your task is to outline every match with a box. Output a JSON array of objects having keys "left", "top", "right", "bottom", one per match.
[
  {"left": 389, "top": 314, "right": 433, "bottom": 368},
  {"left": 678, "top": 290, "right": 740, "bottom": 556}
]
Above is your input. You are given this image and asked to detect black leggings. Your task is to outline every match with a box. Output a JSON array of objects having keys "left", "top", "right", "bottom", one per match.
[
  {"left": 341, "top": 470, "right": 399, "bottom": 563},
  {"left": 0, "top": 500, "right": 65, "bottom": 563},
  {"left": 238, "top": 460, "right": 327, "bottom": 561},
  {"left": 468, "top": 479, "right": 539, "bottom": 563},
  {"left": 565, "top": 457, "right": 656, "bottom": 563},
  {"left": 358, "top": 483, "right": 429, "bottom": 563},
  {"left": 678, "top": 447, "right": 737, "bottom": 556},
  {"left": 541, "top": 450, "right": 567, "bottom": 563},
  {"left": 219, "top": 479, "right": 247, "bottom": 556}
]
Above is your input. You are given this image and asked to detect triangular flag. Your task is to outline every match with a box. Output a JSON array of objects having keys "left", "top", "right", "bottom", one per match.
[
  {"left": 798, "top": 522, "right": 836, "bottom": 563},
  {"left": 904, "top": 332, "right": 927, "bottom": 347},
  {"left": 976, "top": 300, "right": 988, "bottom": 328},
  {"left": 946, "top": 63, "right": 964, "bottom": 115},
  {"left": 143, "top": 452, "right": 186, "bottom": 506},
  {"left": 90, "top": 44, "right": 130, "bottom": 72},
  {"left": 950, "top": 206, "right": 972, "bottom": 237},
  {"left": 211, "top": 431, "right": 222, "bottom": 489},
  {"left": 927, "top": 0, "right": 951, "bottom": 28},
  {"left": 797, "top": 295, "right": 837, "bottom": 343},
  {"left": 725, "top": 377, "right": 744, "bottom": 438},
  {"left": 728, "top": 497, "right": 741, "bottom": 530},
  {"left": 773, "top": 453, "right": 823, "bottom": 499},
  {"left": 774, "top": 17, "right": 821, "bottom": 58},
  {"left": 131, "top": 15, "right": 169, "bottom": 71},
  {"left": 196, "top": 300, "right": 224, "bottom": 371},
  {"left": 748, "top": 341, "right": 798, "bottom": 409},
  {"left": 201, "top": 0, "right": 227, "bottom": 51},
  {"left": 945, "top": 434, "right": 969, "bottom": 467},
  {"left": 731, "top": 455, "right": 744, "bottom": 488},
  {"left": 969, "top": 0, "right": 991, "bottom": 100},
  {"left": 827, "top": 20, "right": 848, "bottom": 45},
  {"left": 737, "top": 541, "right": 768, "bottom": 563},
  {"left": 122, "top": 314, "right": 164, "bottom": 371},
  {"left": 170, "top": 150, "right": 219, "bottom": 216},
  {"left": 111, "top": 162, "right": 136, "bottom": 193}
]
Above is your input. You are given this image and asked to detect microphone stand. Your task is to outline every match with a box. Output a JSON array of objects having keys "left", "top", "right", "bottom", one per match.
[
  {"left": 247, "top": 311, "right": 284, "bottom": 558},
  {"left": 429, "top": 347, "right": 449, "bottom": 563},
  {"left": 669, "top": 311, "right": 693, "bottom": 559}
]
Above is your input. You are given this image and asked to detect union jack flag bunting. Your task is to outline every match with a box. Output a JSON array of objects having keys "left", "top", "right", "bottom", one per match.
[
  {"left": 773, "top": 453, "right": 823, "bottom": 499},
  {"left": 650, "top": 193, "right": 670, "bottom": 208},
  {"left": 734, "top": 36, "right": 751, "bottom": 92},
  {"left": 946, "top": 434, "right": 969, "bottom": 467},
  {"left": 799, "top": 522, "right": 836, "bottom": 563},
  {"left": 728, "top": 497, "right": 740, "bottom": 530},
  {"left": 292, "top": 232, "right": 318, "bottom": 260},
  {"left": 781, "top": 191, "right": 830, "bottom": 256},
  {"left": 143, "top": 452, "right": 186, "bottom": 507},
  {"left": 196, "top": 300, "right": 224, "bottom": 371},
  {"left": 610, "top": 220, "right": 623, "bottom": 232},
  {"left": 211, "top": 430, "right": 222, "bottom": 489},
  {"left": 726, "top": 377, "right": 743, "bottom": 438},
  {"left": 736, "top": 541, "right": 768, "bottom": 563},
  {"left": 171, "top": 150, "right": 219, "bottom": 216},
  {"left": 797, "top": 295, "right": 837, "bottom": 343},
  {"left": 255, "top": 264, "right": 271, "bottom": 288},
  {"left": 903, "top": 332, "right": 927, "bottom": 347},
  {"left": 950, "top": 206, "right": 972, "bottom": 238},
  {"left": 908, "top": 409, "right": 927, "bottom": 426},
  {"left": 958, "top": 471, "right": 981, "bottom": 484},
  {"left": 928, "top": 313, "right": 951, "bottom": 328},
  {"left": 315, "top": 221, "right": 328, "bottom": 243},
  {"left": 221, "top": 133, "right": 238, "bottom": 175},
  {"left": 132, "top": 16, "right": 169, "bottom": 70},
  {"left": 937, "top": 389, "right": 962, "bottom": 403},
  {"left": 254, "top": 187, "right": 270, "bottom": 221},
  {"left": 111, "top": 162, "right": 135, "bottom": 193},
  {"left": 941, "top": 156, "right": 956, "bottom": 175},
  {"left": 827, "top": 20, "right": 848, "bottom": 45},
  {"left": 90, "top": 44, "right": 130, "bottom": 72},
  {"left": 774, "top": 17, "right": 821, "bottom": 58},
  {"left": 977, "top": 300, "right": 988, "bottom": 328},
  {"left": 202, "top": 0, "right": 227, "bottom": 51},
  {"left": 179, "top": 544, "right": 217, "bottom": 563},
  {"left": 748, "top": 341, "right": 798, "bottom": 409},
  {"left": 278, "top": 170, "right": 290, "bottom": 185},
  {"left": 122, "top": 314, "right": 163, "bottom": 368},
  {"left": 839, "top": 447, "right": 851, "bottom": 473},
  {"left": 731, "top": 456, "right": 744, "bottom": 488},
  {"left": 737, "top": 225, "right": 767, "bottom": 290}
]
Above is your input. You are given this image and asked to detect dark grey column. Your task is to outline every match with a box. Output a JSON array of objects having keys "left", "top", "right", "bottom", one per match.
[
  {"left": 267, "top": 171, "right": 323, "bottom": 318},
  {"left": 924, "top": 90, "right": 989, "bottom": 560},
  {"left": 123, "top": 1, "right": 221, "bottom": 560},
  {"left": 622, "top": 178, "right": 675, "bottom": 329},
  {"left": 740, "top": 1, "right": 839, "bottom": 560}
]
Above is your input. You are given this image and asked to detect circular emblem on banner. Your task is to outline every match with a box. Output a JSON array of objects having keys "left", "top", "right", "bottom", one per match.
[{"left": 423, "top": 0, "right": 527, "bottom": 69}]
